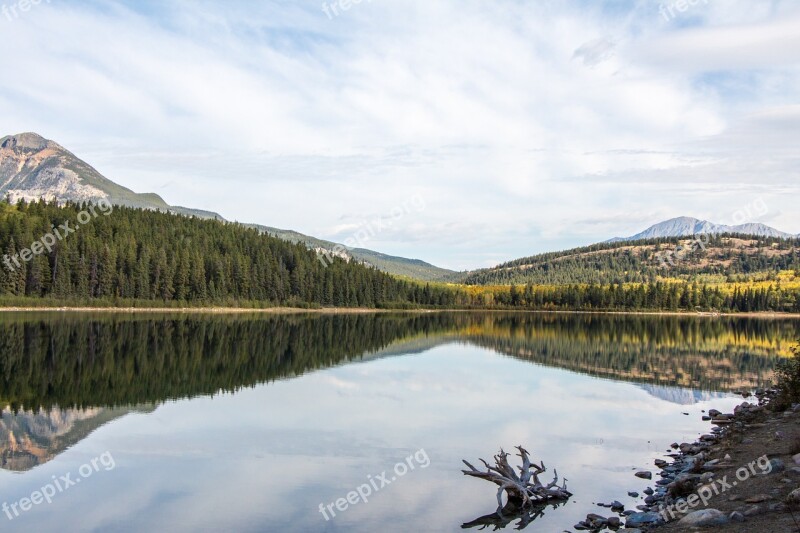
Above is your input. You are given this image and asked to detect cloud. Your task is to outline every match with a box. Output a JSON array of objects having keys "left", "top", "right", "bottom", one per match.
[{"left": 0, "top": 0, "right": 798, "bottom": 269}]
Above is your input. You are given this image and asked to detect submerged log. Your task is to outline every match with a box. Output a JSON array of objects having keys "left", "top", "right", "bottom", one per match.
[{"left": 462, "top": 446, "right": 572, "bottom": 514}]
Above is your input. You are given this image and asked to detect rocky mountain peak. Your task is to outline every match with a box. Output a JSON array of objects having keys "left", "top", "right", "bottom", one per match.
[{"left": 0, "top": 132, "right": 55, "bottom": 152}]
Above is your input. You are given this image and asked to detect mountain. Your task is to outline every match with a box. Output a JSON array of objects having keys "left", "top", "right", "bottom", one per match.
[
  {"left": 609, "top": 216, "right": 797, "bottom": 242},
  {"left": 1, "top": 133, "right": 172, "bottom": 210},
  {"left": 0, "top": 132, "right": 456, "bottom": 281},
  {"left": 461, "top": 215, "right": 800, "bottom": 286}
]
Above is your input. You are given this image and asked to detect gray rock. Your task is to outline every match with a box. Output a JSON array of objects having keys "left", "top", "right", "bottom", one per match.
[
  {"left": 744, "top": 493, "right": 772, "bottom": 503},
  {"left": 787, "top": 487, "right": 800, "bottom": 505},
  {"left": 634, "top": 471, "right": 652, "bottom": 480},
  {"left": 729, "top": 511, "right": 745, "bottom": 522},
  {"left": 627, "top": 491, "right": 639, "bottom": 498},
  {"left": 625, "top": 512, "right": 663, "bottom": 527},
  {"left": 677, "top": 509, "right": 729, "bottom": 527},
  {"left": 744, "top": 505, "right": 764, "bottom": 517}
]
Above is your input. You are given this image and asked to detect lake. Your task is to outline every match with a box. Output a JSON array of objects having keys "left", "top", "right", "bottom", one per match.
[{"left": 0, "top": 312, "right": 797, "bottom": 532}]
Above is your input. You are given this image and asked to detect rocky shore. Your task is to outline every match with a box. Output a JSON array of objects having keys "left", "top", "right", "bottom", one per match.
[{"left": 573, "top": 388, "right": 800, "bottom": 532}]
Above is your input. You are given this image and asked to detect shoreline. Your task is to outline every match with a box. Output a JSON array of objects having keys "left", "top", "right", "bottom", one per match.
[
  {"left": 576, "top": 390, "right": 800, "bottom": 532},
  {"left": 0, "top": 306, "right": 427, "bottom": 314},
  {"left": 0, "top": 306, "right": 798, "bottom": 318}
]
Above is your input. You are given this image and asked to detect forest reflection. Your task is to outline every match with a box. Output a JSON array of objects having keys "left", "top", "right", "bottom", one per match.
[
  {"left": 0, "top": 312, "right": 796, "bottom": 472},
  {"left": 0, "top": 312, "right": 795, "bottom": 410}
]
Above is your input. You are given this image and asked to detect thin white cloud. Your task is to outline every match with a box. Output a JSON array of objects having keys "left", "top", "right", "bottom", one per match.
[{"left": 0, "top": 0, "right": 798, "bottom": 269}]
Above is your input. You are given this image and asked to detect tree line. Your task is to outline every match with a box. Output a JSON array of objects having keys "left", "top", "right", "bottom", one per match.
[
  {"left": 0, "top": 199, "right": 798, "bottom": 313},
  {"left": 485, "top": 281, "right": 800, "bottom": 313},
  {"left": 0, "top": 199, "right": 459, "bottom": 308}
]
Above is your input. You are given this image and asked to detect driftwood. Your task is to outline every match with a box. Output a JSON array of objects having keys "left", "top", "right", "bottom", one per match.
[{"left": 462, "top": 446, "right": 571, "bottom": 515}]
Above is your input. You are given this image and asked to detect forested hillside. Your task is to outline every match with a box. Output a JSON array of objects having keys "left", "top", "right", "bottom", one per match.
[
  {"left": 463, "top": 234, "right": 800, "bottom": 285},
  {"left": 1, "top": 199, "right": 798, "bottom": 313},
  {"left": 0, "top": 199, "right": 459, "bottom": 307}
]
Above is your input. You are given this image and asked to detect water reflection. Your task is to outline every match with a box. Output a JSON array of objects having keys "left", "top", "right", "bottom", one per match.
[
  {"left": 0, "top": 311, "right": 795, "bottom": 532},
  {"left": 0, "top": 312, "right": 795, "bottom": 472},
  {"left": 0, "top": 313, "right": 793, "bottom": 411},
  {"left": 461, "top": 500, "right": 569, "bottom": 530}
]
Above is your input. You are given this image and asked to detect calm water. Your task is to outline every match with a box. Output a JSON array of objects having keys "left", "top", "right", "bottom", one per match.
[{"left": 0, "top": 312, "right": 797, "bottom": 532}]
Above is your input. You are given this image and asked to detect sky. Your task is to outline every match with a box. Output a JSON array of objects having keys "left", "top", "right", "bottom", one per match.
[{"left": 0, "top": 0, "right": 798, "bottom": 271}]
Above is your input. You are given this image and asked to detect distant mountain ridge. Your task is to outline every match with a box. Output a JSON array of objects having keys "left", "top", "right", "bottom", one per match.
[
  {"left": 609, "top": 216, "right": 797, "bottom": 242},
  {"left": 0, "top": 132, "right": 457, "bottom": 282}
]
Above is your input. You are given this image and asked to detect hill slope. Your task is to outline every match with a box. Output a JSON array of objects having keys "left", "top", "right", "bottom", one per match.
[{"left": 463, "top": 234, "right": 800, "bottom": 285}]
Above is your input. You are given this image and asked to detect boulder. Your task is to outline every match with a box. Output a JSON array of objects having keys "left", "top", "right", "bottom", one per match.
[
  {"left": 744, "top": 505, "right": 764, "bottom": 517},
  {"left": 625, "top": 512, "right": 662, "bottom": 527},
  {"left": 634, "top": 471, "right": 652, "bottom": 480},
  {"left": 786, "top": 487, "right": 800, "bottom": 506},
  {"left": 677, "top": 509, "right": 729, "bottom": 527}
]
